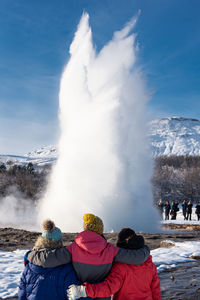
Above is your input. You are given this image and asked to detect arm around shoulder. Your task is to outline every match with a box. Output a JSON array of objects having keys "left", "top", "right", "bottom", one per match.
[
  {"left": 85, "top": 263, "right": 124, "bottom": 298},
  {"left": 114, "top": 245, "right": 150, "bottom": 265},
  {"left": 27, "top": 247, "right": 72, "bottom": 268}
]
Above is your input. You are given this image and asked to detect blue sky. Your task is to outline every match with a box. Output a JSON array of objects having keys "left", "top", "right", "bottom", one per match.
[{"left": 0, "top": 0, "right": 200, "bottom": 154}]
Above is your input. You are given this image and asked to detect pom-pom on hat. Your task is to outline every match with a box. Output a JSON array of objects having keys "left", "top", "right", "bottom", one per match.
[
  {"left": 83, "top": 213, "right": 104, "bottom": 235},
  {"left": 42, "top": 219, "right": 62, "bottom": 242}
]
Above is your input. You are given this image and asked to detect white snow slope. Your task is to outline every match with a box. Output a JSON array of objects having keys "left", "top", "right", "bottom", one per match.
[
  {"left": 1, "top": 117, "right": 200, "bottom": 166},
  {"left": 149, "top": 117, "right": 200, "bottom": 156},
  {"left": 1, "top": 241, "right": 200, "bottom": 298},
  {"left": 0, "top": 145, "right": 57, "bottom": 167}
]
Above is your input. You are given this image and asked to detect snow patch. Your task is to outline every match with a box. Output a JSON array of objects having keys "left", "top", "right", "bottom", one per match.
[
  {"left": 0, "top": 249, "right": 26, "bottom": 298},
  {"left": 152, "top": 241, "right": 200, "bottom": 273}
]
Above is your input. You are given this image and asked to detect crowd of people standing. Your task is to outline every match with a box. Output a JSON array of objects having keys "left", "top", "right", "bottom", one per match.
[{"left": 157, "top": 199, "right": 200, "bottom": 221}]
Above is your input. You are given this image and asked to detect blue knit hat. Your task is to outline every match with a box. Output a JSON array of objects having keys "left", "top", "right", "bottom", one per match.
[{"left": 42, "top": 219, "right": 62, "bottom": 242}]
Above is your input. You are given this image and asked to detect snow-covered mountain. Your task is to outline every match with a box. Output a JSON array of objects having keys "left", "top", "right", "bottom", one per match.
[
  {"left": 1, "top": 117, "right": 200, "bottom": 166},
  {"left": 0, "top": 146, "right": 57, "bottom": 167},
  {"left": 25, "top": 145, "right": 57, "bottom": 159},
  {"left": 149, "top": 117, "right": 200, "bottom": 156}
]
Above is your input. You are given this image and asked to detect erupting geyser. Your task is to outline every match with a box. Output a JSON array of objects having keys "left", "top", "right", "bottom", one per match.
[{"left": 38, "top": 12, "right": 158, "bottom": 232}]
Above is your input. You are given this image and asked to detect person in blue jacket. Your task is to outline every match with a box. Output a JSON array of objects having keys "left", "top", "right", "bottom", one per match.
[{"left": 18, "top": 219, "right": 91, "bottom": 300}]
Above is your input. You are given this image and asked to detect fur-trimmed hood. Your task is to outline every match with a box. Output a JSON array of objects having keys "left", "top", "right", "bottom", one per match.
[{"left": 33, "top": 236, "right": 63, "bottom": 251}]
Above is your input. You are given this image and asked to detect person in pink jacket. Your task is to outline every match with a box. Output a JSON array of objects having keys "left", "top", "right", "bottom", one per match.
[{"left": 67, "top": 228, "right": 161, "bottom": 300}]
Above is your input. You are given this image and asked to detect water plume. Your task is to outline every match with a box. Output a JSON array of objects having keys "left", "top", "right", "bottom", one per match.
[{"left": 38, "top": 12, "right": 158, "bottom": 232}]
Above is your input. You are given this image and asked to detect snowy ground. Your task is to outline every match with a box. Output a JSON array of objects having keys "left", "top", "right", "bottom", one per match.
[
  {"left": 152, "top": 241, "right": 200, "bottom": 272},
  {"left": 0, "top": 249, "right": 26, "bottom": 298},
  {"left": 1, "top": 241, "right": 200, "bottom": 298}
]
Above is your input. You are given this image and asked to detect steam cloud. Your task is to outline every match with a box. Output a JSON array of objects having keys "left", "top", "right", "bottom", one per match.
[
  {"left": 38, "top": 13, "right": 159, "bottom": 232},
  {"left": 0, "top": 187, "right": 38, "bottom": 231}
]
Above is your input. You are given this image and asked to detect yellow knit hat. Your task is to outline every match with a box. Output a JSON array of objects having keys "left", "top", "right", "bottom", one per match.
[{"left": 83, "top": 213, "right": 104, "bottom": 235}]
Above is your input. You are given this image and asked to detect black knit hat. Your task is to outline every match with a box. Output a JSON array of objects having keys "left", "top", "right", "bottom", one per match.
[{"left": 117, "top": 228, "right": 144, "bottom": 250}]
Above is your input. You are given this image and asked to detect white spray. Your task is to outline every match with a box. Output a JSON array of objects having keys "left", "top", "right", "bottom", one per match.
[{"left": 38, "top": 13, "right": 158, "bottom": 232}]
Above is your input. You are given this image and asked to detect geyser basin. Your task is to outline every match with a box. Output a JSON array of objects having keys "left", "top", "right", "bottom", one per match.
[{"left": 38, "top": 12, "right": 158, "bottom": 232}]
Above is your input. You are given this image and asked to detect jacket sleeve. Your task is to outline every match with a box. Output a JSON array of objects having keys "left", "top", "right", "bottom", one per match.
[
  {"left": 85, "top": 264, "right": 124, "bottom": 298},
  {"left": 27, "top": 247, "right": 72, "bottom": 268},
  {"left": 151, "top": 264, "right": 161, "bottom": 300},
  {"left": 18, "top": 268, "right": 27, "bottom": 300},
  {"left": 114, "top": 245, "right": 150, "bottom": 265}
]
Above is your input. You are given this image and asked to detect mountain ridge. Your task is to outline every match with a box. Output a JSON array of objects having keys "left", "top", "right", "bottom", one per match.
[{"left": 1, "top": 117, "right": 200, "bottom": 166}]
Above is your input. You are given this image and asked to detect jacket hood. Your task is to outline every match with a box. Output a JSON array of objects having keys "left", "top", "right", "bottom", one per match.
[{"left": 75, "top": 230, "right": 107, "bottom": 254}]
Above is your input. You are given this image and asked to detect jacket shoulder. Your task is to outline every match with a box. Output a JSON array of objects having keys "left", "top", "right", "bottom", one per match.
[
  {"left": 114, "top": 245, "right": 150, "bottom": 265},
  {"left": 27, "top": 247, "right": 71, "bottom": 268},
  {"left": 106, "top": 242, "right": 119, "bottom": 255},
  {"left": 111, "top": 261, "right": 128, "bottom": 274}
]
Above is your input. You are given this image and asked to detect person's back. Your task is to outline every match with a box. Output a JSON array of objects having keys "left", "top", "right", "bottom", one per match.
[
  {"left": 67, "top": 230, "right": 119, "bottom": 283},
  {"left": 170, "top": 209, "right": 177, "bottom": 220},
  {"left": 175, "top": 202, "right": 179, "bottom": 212},
  {"left": 187, "top": 202, "right": 193, "bottom": 212},
  {"left": 67, "top": 228, "right": 160, "bottom": 300},
  {"left": 196, "top": 204, "right": 200, "bottom": 213},
  {"left": 182, "top": 201, "right": 187, "bottom": 211},
  {"left": 114, "top": 258, "right": 159, "bottom": 300},
  {"left": 84, "top": 256, "right": 159, "bottom": 300},
  {"left": 171, "top": 201, "right": 176, "bottom": 211},
  {"left": 187, "top": 202, "right": 193, "bottom": 220},
  {"left": 19, "top": 262, "right": 79, "bottom": 300},
  {"left": 195, "top": 204, "right": 200, "bottom": 220},
  {"left": 164, "top": 202, "right": 170, "bottom": 217},
  {"left": 157, "top": 200, "right": 163, "bottom": 216},
  {"left": 18, "top": 219, "right": 91, "bottom": 300}
]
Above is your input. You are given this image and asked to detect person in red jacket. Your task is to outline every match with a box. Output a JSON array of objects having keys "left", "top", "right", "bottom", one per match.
[{"left": 67, "top": 228, "right": 161, "bottom": 300}]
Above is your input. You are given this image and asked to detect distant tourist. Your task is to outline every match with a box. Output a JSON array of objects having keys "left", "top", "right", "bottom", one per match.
[
  {"left": 182, "top": 200, "right": 187, "bottom": 220},
  {"left": 18, "top": 219, "right": 91, "bottom": 300},
  {"left": 186, "top": 201, "right": 193, "bottom": 221},
  {"left": 164, "top": 201, "right": 171, "bottom": 220},
  {"left": 170, "top": 208, "right": 176, "bottom": 220},
  {"left": 195, "top": 203, "right": 200, "bottom": 221},
  {"left": 170, "top": 201, "right": 179, "bottom": 220},
  {"left": 157, "top": 199, "right": 164, "bottom": 218},
  {"left": 67, "top": 228, "right": 161, "bottom": 300}
]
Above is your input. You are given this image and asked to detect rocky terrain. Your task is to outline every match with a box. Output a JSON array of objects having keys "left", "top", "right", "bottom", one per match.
[
  {"left": 0, "top": 227, "right": 200, "bottom": 300},
  {"left": 1, "top": 227, "right": 200, "bottom": 252},
  {"left": 163, "top": 223, "right": 200, "bottom": 231}
]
